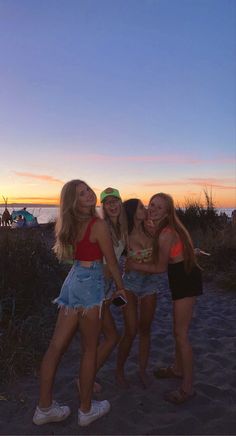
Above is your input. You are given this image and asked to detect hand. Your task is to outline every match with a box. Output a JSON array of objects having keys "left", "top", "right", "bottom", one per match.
[
  {"left": 144, "top": 219, "right": 155, "bottom": 236},
  {"left": 146, "top": 219, "right": 155, "bottom": 228},
  {"left": 125, "top": 258, "right": 133, "bottom": 272},
  {"left": 125, "top": 258, "right": 139, "bottom": 272},
  {"left": 113, "top": 288, "right": 127, "bottom": 301}
]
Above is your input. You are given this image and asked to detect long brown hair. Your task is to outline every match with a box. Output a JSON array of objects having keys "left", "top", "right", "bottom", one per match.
[
  {"left": 53, "top": 179, "right": 96, "bottom": 260},
  {"left": 151, "top": 193, "right": 197, "bottom": 272},
  {"left": 123, "top": 199, "right": 147, "bottom": 235}
]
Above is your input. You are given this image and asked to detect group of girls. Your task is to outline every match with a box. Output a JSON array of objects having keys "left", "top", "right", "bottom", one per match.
[{"left": 33, "top": 179, "right": 202, "bottom": 428}]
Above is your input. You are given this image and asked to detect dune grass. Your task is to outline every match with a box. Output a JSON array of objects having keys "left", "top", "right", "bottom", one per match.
[
  {"left": 0, "top": 225, "right": 68, "bottom": 384},
  {"left": 176, "top": 195, "right": 236, "bottom": 289}
]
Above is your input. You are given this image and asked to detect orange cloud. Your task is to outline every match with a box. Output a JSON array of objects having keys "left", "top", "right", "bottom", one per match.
[
  {"left": 62, "top": 153, "right": 202, "bottom": 164},
  {"left": 64, "top": 152, "right": 235, "bottom": 165},
  {"left": 13, "top": 172, "right": 64, "bottom": 184},
  {"left": 188, "top": 178, "right": 236, "bottom": 190},
  {"left": 7, "top": 196, "right": 59, "bottom": 205}
]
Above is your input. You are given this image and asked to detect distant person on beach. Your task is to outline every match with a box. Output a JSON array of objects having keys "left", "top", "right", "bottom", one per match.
[
  {"left": 16, "top": 215, "right": 26, "bottom": 228},
  {"left": 127, "top": 193, "right": 202, "bottom": 404},
  {"left": 116, "top": 198, "right": 166, "bottom": 388},
  {"left": 231, "top": 209, "right": 236, "bottom": 226},
  {"left": 2, "top": 207, "right": 12, "bottom": 226},
  {"left": 33, "top": 179, "right": 126, "bottom": 427},
  {"left": 94, "top": 188, "right": 127, "bottom": 385}
]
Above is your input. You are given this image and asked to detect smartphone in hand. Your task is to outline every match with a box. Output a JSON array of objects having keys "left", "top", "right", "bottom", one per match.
[
  {"left": 199, "top": 250, "right": 211, "bottom": 256},
  {"left": 194, "top": 248, "right": 211, "bottom": 256},
  {"left": 112, "top": 295, "right": 127, "bottom": 307}
]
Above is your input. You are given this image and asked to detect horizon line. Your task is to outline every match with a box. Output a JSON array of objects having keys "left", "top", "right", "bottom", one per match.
[{"left": 0, "top": 202, "right": 235, "bottom": 209}]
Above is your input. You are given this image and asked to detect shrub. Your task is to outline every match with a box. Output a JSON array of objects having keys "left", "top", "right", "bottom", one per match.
[
  {"left": 176, "top": 194, "right": 236, "bottom": 289},
  {"left": 0, "top": 225, "right": 68, "bottom": 383}
]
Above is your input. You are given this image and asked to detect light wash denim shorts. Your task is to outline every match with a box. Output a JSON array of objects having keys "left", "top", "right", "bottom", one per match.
[
  {"left": 53, "top": 260, "right": 105, "bottom": 313},
  {"left": 123, "top": 270, "right": 167, "bottom": 298}
]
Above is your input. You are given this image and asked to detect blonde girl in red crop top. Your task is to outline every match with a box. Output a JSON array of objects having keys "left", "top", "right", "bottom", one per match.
[
  {"left": 127, "top": 193, "right": 202, "bottom": 405},
  {"left": 33, "top": 180, "right": 126, "bottom": 428}
]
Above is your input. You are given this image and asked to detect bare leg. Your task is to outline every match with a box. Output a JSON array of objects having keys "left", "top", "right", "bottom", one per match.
[
  {"left": 96, "top": 300, "right": 120, "bottom": 371},
  {"left": 138, "top": 293, "right": 157, "bottom": 386},
  {"left": 77, "top": 303, "right": 114, "bottom": 395},
  {"left": 172, "top": 340, "right": 183, "bottom": 376},
  {"left": 78, "top": 306, "right": 101, "bottom": 412},
  {"left": 39, "top": 307, "right": 79, "bottom": 408},
  {"left": 173, "top": 297, "right": 196, "bottom": 393},
  {"left": 116, "top": 291, "right": 138, "bottom": 387}
]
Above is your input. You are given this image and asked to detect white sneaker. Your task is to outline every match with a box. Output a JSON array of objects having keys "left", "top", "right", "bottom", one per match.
[
  {"left": 78, "top": 399, "right": 111, "bottom": 426},
  {"left": 33, "top": 400, "right": 71, "bottom": 425}
]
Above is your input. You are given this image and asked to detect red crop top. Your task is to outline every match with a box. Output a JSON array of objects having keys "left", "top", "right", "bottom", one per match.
[
  {"left": 74, "top": 217, "right": 103, "bottom": 261},
  {"left": 161, "top": 227, "right": 184, "bottom": 259}
]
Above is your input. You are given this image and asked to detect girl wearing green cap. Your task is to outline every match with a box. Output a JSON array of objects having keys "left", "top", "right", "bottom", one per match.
[{"left": 95, "top": 188, "right": 128, "bottom": 378}]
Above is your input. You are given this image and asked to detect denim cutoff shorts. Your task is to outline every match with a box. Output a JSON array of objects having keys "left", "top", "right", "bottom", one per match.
[
  {"left": 123, "top": 270, "right": 167, "bottom": 298},
  {"left": 53, "top": 260, "right": 105, "bottom": 313}
]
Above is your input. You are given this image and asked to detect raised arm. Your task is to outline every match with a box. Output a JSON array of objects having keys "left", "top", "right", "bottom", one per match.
[{"left": 127, "top": 231, "right": 173, "bottom": 274}]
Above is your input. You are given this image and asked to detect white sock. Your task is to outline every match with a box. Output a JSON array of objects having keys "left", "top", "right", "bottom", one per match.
[
  {"left": 38, "top": 404, "right": 53, "bottom": 412},
  {"left": 79, "top": 407, "right": 92, "bottom": 415}
]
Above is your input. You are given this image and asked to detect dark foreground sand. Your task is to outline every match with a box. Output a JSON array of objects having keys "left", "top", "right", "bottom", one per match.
[{"left": 0, "top": 281, "right": 236, "bottom": 436}]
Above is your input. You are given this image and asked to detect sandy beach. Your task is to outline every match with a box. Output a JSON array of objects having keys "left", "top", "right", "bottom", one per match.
[{"left": 0, "top": 280, "right": 236, "bottom": 436}]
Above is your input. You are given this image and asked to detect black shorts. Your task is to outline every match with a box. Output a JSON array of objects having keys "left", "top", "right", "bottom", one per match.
[{"left": 168, "top": 261, "right": 203, "bottom": 301}]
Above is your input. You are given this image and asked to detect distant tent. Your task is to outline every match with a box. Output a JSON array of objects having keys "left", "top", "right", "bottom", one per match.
[{"left": 11, "top": 209, "right": 38, "bottom": 227}]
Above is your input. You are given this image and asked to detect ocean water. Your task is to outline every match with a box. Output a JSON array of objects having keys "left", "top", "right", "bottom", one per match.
[
  {"left": 0, "top": 206, "right": 102, "bottom": 224},
  {"left": 0, "top": 206, "right": 58, "bottom": 224},
  {"left": 0, "top": 206, "right": 235, "bottom": 224}
]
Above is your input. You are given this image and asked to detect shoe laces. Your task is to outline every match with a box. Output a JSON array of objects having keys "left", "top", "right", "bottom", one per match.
[
  {"left": 51, "top": 401, "right": 64, "bottom": 413},
  {"left": 92, "top": 401, "right": 106, "bottom": 413}
]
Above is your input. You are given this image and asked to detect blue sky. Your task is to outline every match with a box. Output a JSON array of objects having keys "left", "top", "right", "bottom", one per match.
[{"left": 0, "top": 0, "right": 235, "bottom": 206}]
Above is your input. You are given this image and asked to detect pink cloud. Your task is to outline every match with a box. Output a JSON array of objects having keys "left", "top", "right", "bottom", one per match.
[
  {"left": 143, "top": 177, "right": 236, "bottom": 190},
  {"left": 13, "top": 172, "right": 64, "bottom": 184},
  {"left": 188, "top": 177, "right": 235, "bottom": 184},
  {"left": 187, "top": 178, "right": 236, "bottom": 189},
  {"left": 63, "top": 153, "right": 202, "bottom": 164},
  {"left": 212, "top": 155, "right": 236, "bottom": 164},
  {"left": 63, "top": 152, "right": 235, "bottom": 165}
]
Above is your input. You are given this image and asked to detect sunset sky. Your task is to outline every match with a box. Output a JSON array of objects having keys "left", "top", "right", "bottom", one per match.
[{"left": 0, "top": 0, "right": 235, "bottom": 207}]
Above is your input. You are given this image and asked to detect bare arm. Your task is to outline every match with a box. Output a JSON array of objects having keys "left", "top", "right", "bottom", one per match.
[
  {"left": 94, "top": 220, "right": 124, "bottom": 292},
  {"left": 127, "top": 231, "right": 173, "bottom": 274}
]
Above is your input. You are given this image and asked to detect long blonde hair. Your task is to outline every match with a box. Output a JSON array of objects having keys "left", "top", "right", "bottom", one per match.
[
  {"left": 53, "top": 179, "right": 96, "bottom": 260},
  {"left": 102, "top": 199, "right": 128, "bottom": 247},
  {"left": 151, "top": 193, "right": 197, "bottom": 273}
]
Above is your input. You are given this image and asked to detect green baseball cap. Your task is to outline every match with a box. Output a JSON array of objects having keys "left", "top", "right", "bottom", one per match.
[{"left": 100, "top": 187, "right": 121, "bottom": 203}]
